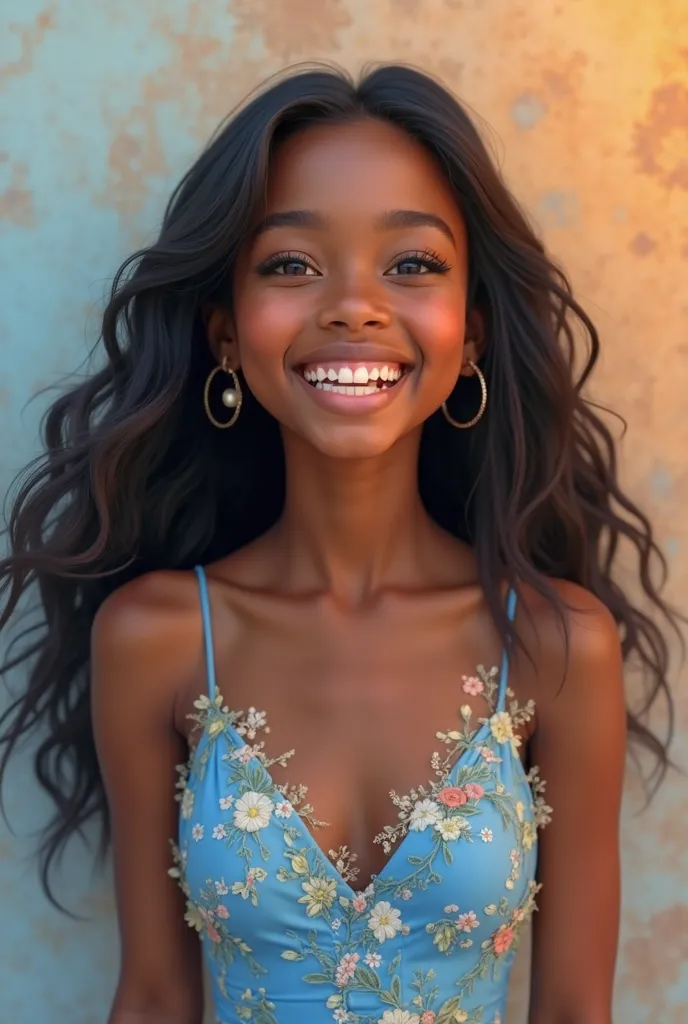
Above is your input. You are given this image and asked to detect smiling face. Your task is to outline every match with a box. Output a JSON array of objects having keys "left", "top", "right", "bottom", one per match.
[{"left": 213, "top": 118, "right": 481, "bottom": 460}]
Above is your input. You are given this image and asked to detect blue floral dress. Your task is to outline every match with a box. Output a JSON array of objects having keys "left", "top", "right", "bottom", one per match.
[{"left": 171, "top": 567, "right": 551, "bottom": 1024}]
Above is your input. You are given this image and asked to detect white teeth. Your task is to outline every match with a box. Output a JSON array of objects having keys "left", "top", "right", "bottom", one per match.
[{"left": 301, "top": 363, "right": 406, "bottom": 389}]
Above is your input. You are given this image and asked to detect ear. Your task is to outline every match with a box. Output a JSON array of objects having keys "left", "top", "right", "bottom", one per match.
[
  {"left": 460, "top": 308, "right": 486, "bottom": 376},
  {"left": 203, "top": 305, "right": 240, "bottom": 369}
]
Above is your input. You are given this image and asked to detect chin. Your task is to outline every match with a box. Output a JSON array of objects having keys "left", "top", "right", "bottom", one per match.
[{"left": 307, "top": 427, "right": 404, "bottom": 462}]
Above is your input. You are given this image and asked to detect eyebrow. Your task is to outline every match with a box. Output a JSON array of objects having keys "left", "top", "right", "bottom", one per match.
[{"left": 252, "top": 208, "right": 456, "bottom": 245}]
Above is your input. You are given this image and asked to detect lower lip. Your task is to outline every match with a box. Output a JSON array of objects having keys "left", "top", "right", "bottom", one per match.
[{"left": 293, "top": 371, "right": 410, "bottom": 413}]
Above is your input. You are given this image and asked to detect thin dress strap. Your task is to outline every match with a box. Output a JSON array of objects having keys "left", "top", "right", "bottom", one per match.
[
  {"left": 194, "top": 565, "right": 217, "bottom": 699},
  {"left": 496, "top": 587, "right": 518, "bottom": 711}
]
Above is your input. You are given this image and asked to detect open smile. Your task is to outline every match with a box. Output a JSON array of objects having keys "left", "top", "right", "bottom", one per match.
[{"left": 293, "top": 360, "right": 412, "bottom": 413}]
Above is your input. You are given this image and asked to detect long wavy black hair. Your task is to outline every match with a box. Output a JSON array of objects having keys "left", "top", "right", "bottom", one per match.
[{"left": 0, "top": 64, "right": 681, "bottom": 904}]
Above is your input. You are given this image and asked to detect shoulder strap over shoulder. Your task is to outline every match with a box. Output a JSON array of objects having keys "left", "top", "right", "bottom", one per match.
[
  {"left": 194, "top": 566, "right": 217, "bottom": 699},
  {"left": 496, "top": 587, "right": 518, "bottom": 711}
]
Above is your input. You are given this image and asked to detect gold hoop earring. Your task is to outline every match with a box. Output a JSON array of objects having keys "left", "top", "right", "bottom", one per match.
[
  {"left": 441, "top": 360, "right": 487, "bottom": 429},
  {"left": 203, "top": 357, "right": 243, "bottom": 428}
]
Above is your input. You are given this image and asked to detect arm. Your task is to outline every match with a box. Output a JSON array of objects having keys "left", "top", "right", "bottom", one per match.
[
  {"left": 92, "top": 575, "right": 205, "bottom": 1024},
  {"left": 527, "top": 585, "right": 627, "bottom": 1024}
]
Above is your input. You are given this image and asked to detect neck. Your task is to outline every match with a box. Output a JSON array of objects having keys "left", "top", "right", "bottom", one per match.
[{"left": 272, "top": 428, "right": 436, "bottom": 604}]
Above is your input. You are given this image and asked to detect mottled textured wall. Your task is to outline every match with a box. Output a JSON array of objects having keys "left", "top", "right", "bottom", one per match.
[{"left": 1, "top": 2, "right": 686, "bottom": 1021}]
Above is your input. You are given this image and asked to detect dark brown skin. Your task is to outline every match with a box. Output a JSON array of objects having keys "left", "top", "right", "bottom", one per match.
[{"left": 93, "top": 120, "right": 626, "bottom": 1024}]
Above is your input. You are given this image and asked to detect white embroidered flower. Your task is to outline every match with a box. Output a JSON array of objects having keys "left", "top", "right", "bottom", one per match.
[
  {"left": 364, "top": 952, "right": 382, "bottom": 968},
  {"left": 231, "top": 744, "right": 257, "bottom": 764},
  {"left": 212, "top": 824, "right": 227, "bottom": 840},
  {"left": 298, "top": 876, "right": 338, "bottom": 917},
  {"left": 235, "top": 706, "right": 267, "bottom": 740},
  {"left": 368, "top": 901, "right": 403, "bottom": 943},
  {"left": 333, "top": 1010, "right": 349, "bottom": 1023},
  {"left": 215, "top": 879, "right": 229, "bottom": 895},
  {"left": 378, "top": 1011, "right": 420, "bottom": 1024},
  {"left": 180, "top": 788, "right": 195, "bottom": 820},
  {"left": 275, "top": 800, "right": 293, "bottom": 819},
  {"left": 191, "top": 824, "right": 204, "bottom": 842},
  {"left": 219, "top": 795, "right": 234, "bottom": 810},
  {"left": 400, "top": 888, "right": 412, "bottom": 900},
  {"left": 233, "top": 791, "right": 274, "bottom": 832},
  {"left": 408, "top": 798, "right": 442, "bottom": 832},
  {"left": 457, "top": 911, "right": 480, "bottom": 932},
  {"left": 435, "top": 816, "right": 469, "bottom": 841},
  {"left": 480, "top": 828, "right": 494, "bottom": 843},
  {"left": 331, "top": 918, "right": 342, "bottom": 931},
  {"left": 444, "top": 904, "right": 459, "bottom": 913}
]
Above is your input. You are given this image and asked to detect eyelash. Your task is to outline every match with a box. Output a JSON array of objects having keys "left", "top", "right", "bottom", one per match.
[
  {"left": 391, "top": 249, "right": 452, "bottom": 274},
  {"left": 256, "top": 248, "right": 452, "bottom": 276}
]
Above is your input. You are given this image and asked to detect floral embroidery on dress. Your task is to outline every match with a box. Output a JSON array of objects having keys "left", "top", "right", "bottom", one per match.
[{"left": 172, "top": 664, "right": 551, "bottom": 1024}]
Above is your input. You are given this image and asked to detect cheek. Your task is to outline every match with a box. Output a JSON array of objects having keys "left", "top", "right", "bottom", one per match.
[
  {"left": 234, "top": 287, "right": 308, "bottom": 368},
  {"left": 404, "top": 290, "right": 467, "bottom": 370}
]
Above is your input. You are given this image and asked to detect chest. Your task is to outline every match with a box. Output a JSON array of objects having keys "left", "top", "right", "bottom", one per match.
[{"left": 182, "top": 597, "right": 525, "bottom": 885}]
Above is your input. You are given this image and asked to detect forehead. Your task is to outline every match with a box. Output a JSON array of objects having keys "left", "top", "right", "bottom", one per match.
[{"left": 264, "top": 118, "right": 463, "bottom": 228}]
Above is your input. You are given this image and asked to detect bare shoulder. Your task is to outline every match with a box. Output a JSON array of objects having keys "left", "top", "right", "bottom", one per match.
[
  {"left": 91, "top": 569, "right": 205, "bottom": 713},
  {"left": 514, "top": 579, "right": 623, "bottom": 703}
]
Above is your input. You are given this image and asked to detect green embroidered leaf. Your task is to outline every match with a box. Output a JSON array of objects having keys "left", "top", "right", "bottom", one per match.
[
  {"left": 442, "top": 844, "right": 454, "bottom": 865},
  {"left": 390, "top": 975, "right": 402, "bottom": 1004},
  {"left": 354, "top": 966, "right": 381, "bottom": 990},
  {"left": 302, "top": 972, "right": 331, "bottom": 984},
  {"left": 388, "top": 952, "right": 401, "bottom": 975},
  {"left": 407, "top": 855, "right": 424, "bottom": 865},
  {"left": 280, "top": 950, "right": 304, "bottom": 961},
  {"left": 435, "top": 995, "right": 463, "bottom": 1024}
]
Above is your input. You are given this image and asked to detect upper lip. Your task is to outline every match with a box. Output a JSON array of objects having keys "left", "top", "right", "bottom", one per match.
[{"left": 292, "top": 341, "right": 415, "bottom": 367}]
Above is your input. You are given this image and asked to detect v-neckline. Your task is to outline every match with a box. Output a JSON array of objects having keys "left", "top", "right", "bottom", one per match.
[{"left": 208, "top": 713, "right": 494, "bottom": 898}]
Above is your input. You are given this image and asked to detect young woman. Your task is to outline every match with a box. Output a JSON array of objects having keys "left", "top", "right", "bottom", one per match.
[{"left": 0, "top": 65, "right": 679, "bottom": 1024}]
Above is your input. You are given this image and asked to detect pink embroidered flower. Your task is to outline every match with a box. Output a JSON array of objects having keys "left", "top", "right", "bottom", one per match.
[
  {"left": 216, "top": 905, "right": 230, "bottom": 919},
  {"left": 457, "top": 911, "right": 479, "bottom": 932},
  {"left": 463, "top": 783, "right": 485, "bottom": 801},
  {"left": 437, "top": 787, "right": 468, "bottom": 807},
  {"left": 478, "top": 745, "right": 502, "bottom": 764},
  {"left": 461, "top": 675, "right": 484, "bottom": 696},
  {"left": 206, "top": 922, "right": 221, "bottom": 943},
  {"left": 421, "top": 1013, "right": 436, "bottom": 1024},
  {"left": 352, "top": 894, "right": 368, "bottom": 913},
  {"left": 493, "top": 924, "right": 515, "bottom": 956},
  {"left": 335, "top": 952, "right": 360, "bottom": 987}
]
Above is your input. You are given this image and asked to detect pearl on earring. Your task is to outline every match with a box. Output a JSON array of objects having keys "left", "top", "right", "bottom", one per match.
[{"left": 222, "top": 387, "right": 239, "bottom": 408}]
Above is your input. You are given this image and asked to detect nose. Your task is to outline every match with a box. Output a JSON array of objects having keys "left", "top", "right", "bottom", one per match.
[{"left": 316, "top": 275, "right": 392, "bottom": 333}]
